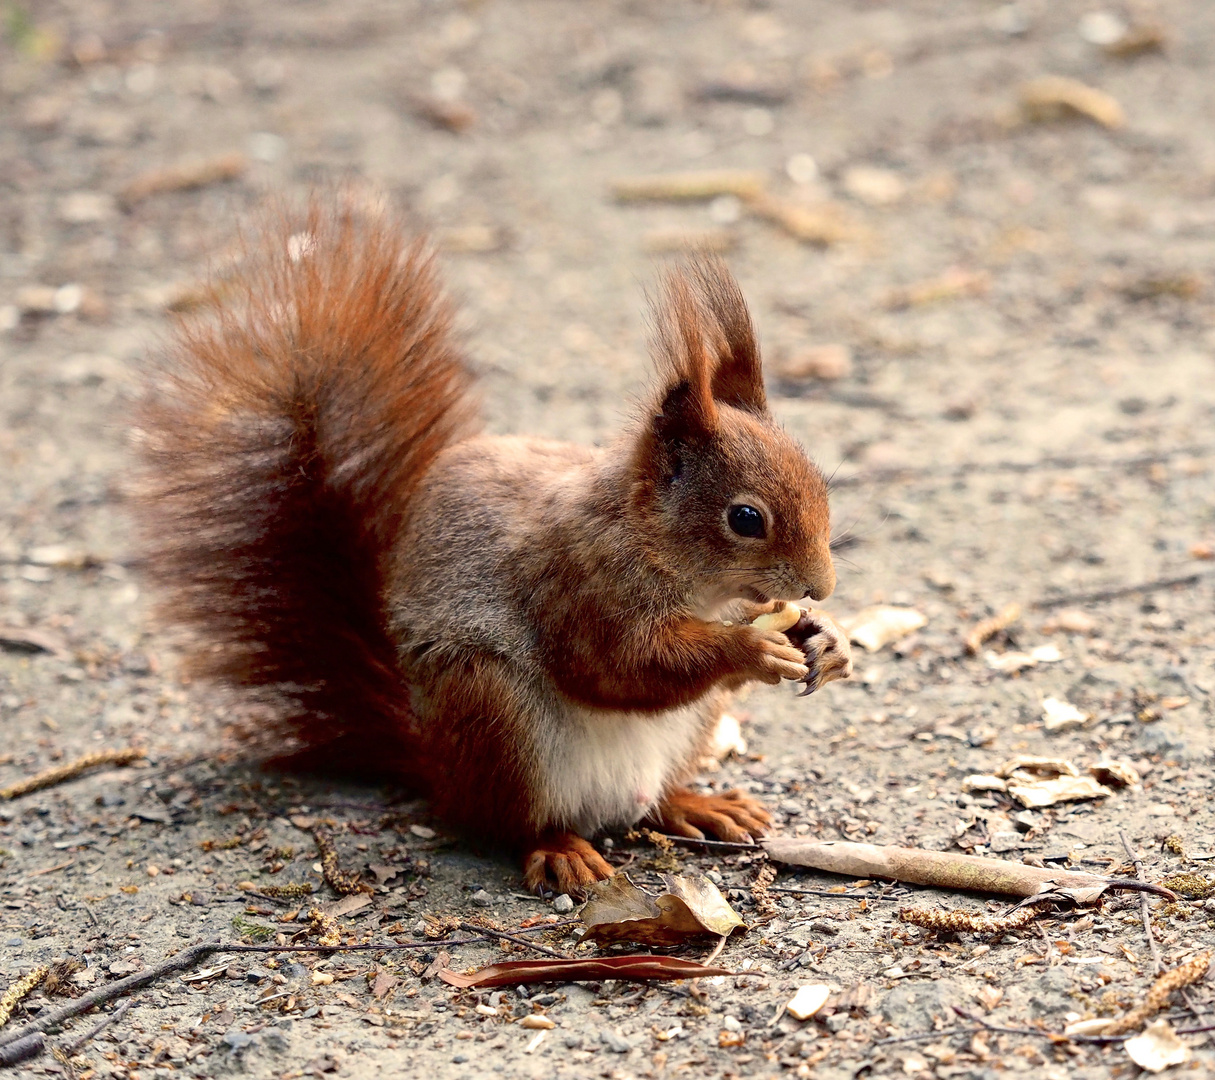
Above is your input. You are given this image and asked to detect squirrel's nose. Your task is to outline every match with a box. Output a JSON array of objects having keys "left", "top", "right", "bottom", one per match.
[{"left": 800, "top": 563, "right": 836, "bottom": 602}]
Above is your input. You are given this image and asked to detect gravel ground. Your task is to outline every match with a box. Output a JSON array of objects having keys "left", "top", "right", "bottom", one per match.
[{"left": 2, "top": 2, "right": 1215, "bottom": 1078}]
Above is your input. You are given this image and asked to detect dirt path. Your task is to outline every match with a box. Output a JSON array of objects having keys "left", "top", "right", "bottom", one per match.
[{"left": 2, "top": 2, "right": 1214, "bottom": 1077}]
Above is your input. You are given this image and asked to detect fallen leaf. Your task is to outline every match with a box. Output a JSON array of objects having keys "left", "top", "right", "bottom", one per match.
[
  {"left": 839, "top": 607, "right": 927, "bottom": 651},
  {"left": 436, "top": 955, "right": 732, "bottom": 989},
  {"left": 0, "top": 625, "right": 69, "bottom": 657},
  {"left": 367, "top": 863, "right": 406, "bottom": 886},
  {"left": 421, "top": 950, "right": 450, "bottom": 982},
  {"left": 319, "top": 893, "right": 372, "bottom": 918},
  {"left": 581, "top": 873, "right": 744, "bottom": 947},
  {"left": 1088, "top": 760, "right": 1140, "bottom": 788},
  {"left": 1124, "top": 1019, "right": 1191, "bottom": 1073},
  {"left": 786, "top": 984, "right": 831, "bottom": 1020},
  {"left": 1007, "top": 775, "right": 1110, "bottom": 808},
  {"left": 371, "top": 971, "right": 400, "bottom": 1000},
  {"left": 1042, "top": 697, "right": 1087, "bottom": 732},
  {"left": 997, "top": 756, "right": 1078, "bottom": 779}
]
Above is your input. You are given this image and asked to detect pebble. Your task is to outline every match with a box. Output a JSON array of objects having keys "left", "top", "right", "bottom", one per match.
[
  {"left": 600, "top": 1028, "right": 632, "bottom": 1053},
  {"left": 470, "top": 889, "right": 493, "bottom": 907},
  {"left": 552, "top": 893, "right": 574, "bottom": 914}
]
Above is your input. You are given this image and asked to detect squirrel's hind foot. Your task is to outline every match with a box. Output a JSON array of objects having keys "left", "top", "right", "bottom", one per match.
[
  {"left": 648, "top": 788, "right": 772, "bottom": 843},
  {"left": 523, "top": 832, "right": 614, "bottom": 898}
]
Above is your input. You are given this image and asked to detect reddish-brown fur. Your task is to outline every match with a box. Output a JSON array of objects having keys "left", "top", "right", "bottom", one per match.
[{"left": 137, "top": 201, "right": 836, "bottom": 896}]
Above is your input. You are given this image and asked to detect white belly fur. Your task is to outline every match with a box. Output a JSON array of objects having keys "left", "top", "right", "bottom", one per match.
[{"left": 528, "top": 700, "right": 709, "bottom": 836}]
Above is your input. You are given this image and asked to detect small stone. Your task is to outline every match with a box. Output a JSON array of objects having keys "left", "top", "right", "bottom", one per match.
[
  {"left": 826, "top": 1012, "right": 849, "bottom": 1033},
  {"left": 989, "top": 831, "right": 1021, "bottom": 853},
  {"left": 222, "top": 1029, "right": 256, "bottom": 1052},
  {"left": 722, "top": 1015, "right": 742, "bottom": 1032},
  {"left": 775, "top": 344, "right": 852, "bottom": 382},
  {"left": 452, "top": 1054, "right": 469, "bottom": 1064},
  {"left": 409, "top": 824, "right": 436, "bottom": 840},
  {"left": 519, "top": 1015, "right": 556, "bottom": 1030},
  {"left": 552, "top": 893, "right": 574, "bottom": 914},
  {"left": 469, "top": 889, "right": 493, "bottom": 908},
  {"left": 600, "top": 1028, "right": 632, "bottom": 1053},
  {"left": 842, "top": 166, "right": 905, "bottom": 206},
  {"left": 786, "top": 985, "right": 831, "bottom": 1020},
  {"left": 57, "top": 192, "right": 117, "bottom": 224}
]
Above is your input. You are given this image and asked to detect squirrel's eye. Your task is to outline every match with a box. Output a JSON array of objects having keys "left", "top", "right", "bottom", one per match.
[{"left": 727, "top": 504, "right": 766, "bottom": 539}]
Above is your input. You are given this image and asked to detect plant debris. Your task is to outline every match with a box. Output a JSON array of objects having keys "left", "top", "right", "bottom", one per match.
[
  {"left": 1124, "top": 1019, "right": 1192, "bottom": 1072},
  {"left": 899, "top": 905, "right": 1039, "bottom": 936},
  {"left": 964, "top": 602, "right": 1021, "bottom": 654},
  {"left": 1104, "top": 953, "right": 1211, "bottom": 1036},
  {"left": 0, "top": 748, "right": 145, "bottom": 800},
  {"left": 785, "top": 984, "right": 831, "bottom": 1021},
  {"left": 763, "top": 838, "right": 1177, "bottom": 902},
  {"left": 119, "top": 152, "right": 247, "bottom": 206},
  {"left": 313, "top": 827, "right": 373, "bottom": 895},
  {"left": 1019, "top": 76, "right": 1127, "bottom": 130},
  {"left": 437, "top": 955, "right": 733, "bottom": 988},
  {"left": 610, "top": 170, "right": 767, "bottom": 203},
  {"left": 581, "top": 873, "right": 744, "bottom": 946},
  {"left": 838, "top": 607, "right": 927, "bottom": 651},
  {"left": 0, "top": 967, "right": 47, "bottom": 1029}
]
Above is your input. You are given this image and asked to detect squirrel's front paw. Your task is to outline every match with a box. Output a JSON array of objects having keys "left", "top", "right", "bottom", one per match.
[
  {"left": 649, "top": 788, "right": 772, "bottom": 843},
  {"left": 787, "top": 610, "right": 854, "bottom": 695},
  {"left": 743, "top": 627, "right": 810, "bottom": 685},
  {"left": 523, "top": 832, "right": 614, "bottom": 898}
]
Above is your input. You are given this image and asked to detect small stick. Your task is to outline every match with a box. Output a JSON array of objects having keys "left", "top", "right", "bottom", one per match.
[
  {"left": 458, "top": 923, "right": 570, "bottom": 960},
  {"left": 639, "top": 833, "right": 760, "bottom": 852},
  {"left": 875, "top": 1025, "right": 975, "bottom": 1047},
  {"left": 1120, "top": 830, "right": 1164, "bottom": 973},
  {"left": 60, "top": 998, "right": 133, "bottom": 1054},
  {"left": 0, "top": 748, "right": 145, "bottom": 800},
  {"left": 0, "top": 944, "right": 217, "bottom": 1052},
  {"left": 1035, "top": 572, "right": 1207, "bottom": 612},
  {"left": 965, "top": 603, "right": 1021, "bottom": 655},
  {"left": 0, "top": 1033, "right": 43, "bottom": 1067}
]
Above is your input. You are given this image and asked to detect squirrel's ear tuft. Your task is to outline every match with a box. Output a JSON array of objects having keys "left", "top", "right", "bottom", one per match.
[
  {"left": 650, "top": 268, "right": 719, "bottom": 442},
  {"left": 688, "top": 257, "right": 767, "bottom": 415}
]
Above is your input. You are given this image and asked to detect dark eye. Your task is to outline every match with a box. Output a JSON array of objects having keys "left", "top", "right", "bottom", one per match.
[{"left": 727, "top": 504, "right": 766, "bottom": 539}]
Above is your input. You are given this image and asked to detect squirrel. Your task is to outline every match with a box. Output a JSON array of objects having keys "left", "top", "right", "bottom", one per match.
[{"left": 136, "top": 201, "right": 852, "bottom": 896}]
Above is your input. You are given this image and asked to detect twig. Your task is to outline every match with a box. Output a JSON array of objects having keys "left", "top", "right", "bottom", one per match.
[
  {"left": 1119, "top": 830, "right": 1164, "bottom": 973},
  {"left": 0, "top": 748, "right": 145, "bottom": 800},
  {"left": 60, "top": 998, "right": 133, "bottom": 1054},
  {"left": 458, "top": 923, "right": 570, "bottom": 960},
  {"left": 951, "top": 1006, "right": 1058, "bottom": 1040},
  {"left": 769, "top": 885, "right": 901, "bottom": 901},
  {"left": 0, "top": 1033, "right": 43, "bottom": 1067},
  {"left": 0, "top": 943, "right": 218, "bottom": 1052},
  {"left": 875, "top": 1025, "right": 975, "bottom": 1046},
  {"left": 639, "top": 833, "right": 760, "bottom": 852},
  {"left": 1034, "top": 572, "right": 1208, "bottom": 612}
]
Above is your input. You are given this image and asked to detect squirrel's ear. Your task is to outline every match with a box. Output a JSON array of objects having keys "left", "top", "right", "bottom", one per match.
[
  {"left": 650, "top": 269, "right": 719, "bottom": 443},
  {"left": 689, "top": 258, "right": 768, "bottom": 415}
]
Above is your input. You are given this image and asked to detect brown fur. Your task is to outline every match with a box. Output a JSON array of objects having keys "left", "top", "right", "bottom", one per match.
[{"left": 137, "top": 201, "right": 836, "bottom": 895}]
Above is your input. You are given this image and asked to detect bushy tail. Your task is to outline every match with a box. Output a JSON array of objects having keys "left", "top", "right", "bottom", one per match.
[{"left": 136, "top": 201, "right": 478, "bottom": 770}]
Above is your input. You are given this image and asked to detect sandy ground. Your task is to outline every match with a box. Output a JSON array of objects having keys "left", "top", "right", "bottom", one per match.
[{"left": 2, "top": 1, "right": 1215, "bottom": 1077}]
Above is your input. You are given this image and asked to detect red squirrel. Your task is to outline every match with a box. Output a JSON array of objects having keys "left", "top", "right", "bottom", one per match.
[{"left": 137, "top": 201, "right": 851, "bottom": 895}]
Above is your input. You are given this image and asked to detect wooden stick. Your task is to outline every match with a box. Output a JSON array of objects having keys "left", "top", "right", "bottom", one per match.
[
  {"left": 0, "top": 748, "right": 145, "bottom": 800},
  {"left": 1120, "top": 829, "right": 1164, "bottom": 973},
  {"left": 1035, "top": 572, "right": 1208, "bottom": 611},
  {"left": 458, "top": 923, "right": 570, "bottom": 960}
]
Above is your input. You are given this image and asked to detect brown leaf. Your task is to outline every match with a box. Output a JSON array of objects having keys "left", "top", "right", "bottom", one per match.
[
  {"left": 420, "top": 950, "right": 450, "bottom": 983},
  {"left": 581, "top": 873, "right": 744, "bottom": 947},
  {"left": 367, "top": 863, "right": 405, "bottom": 886},
  {"left": 319, "top": 893, "right": 372, "bottom": 918},
  {"left": 437, "top": 955, "right": 732, "bottom": 989},
  {"left": 371, "top": 971, "right": 400, "bottom": 1000}
]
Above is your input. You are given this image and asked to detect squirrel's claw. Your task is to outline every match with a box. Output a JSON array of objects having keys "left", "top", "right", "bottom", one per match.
[{"left": 523, "top": 832, "right": 614, "bottom": 899}]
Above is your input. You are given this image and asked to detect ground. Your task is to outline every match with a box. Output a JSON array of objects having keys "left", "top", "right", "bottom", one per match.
[{"left": 2, "top": 1, "right": 1215, "bottom": 1077}]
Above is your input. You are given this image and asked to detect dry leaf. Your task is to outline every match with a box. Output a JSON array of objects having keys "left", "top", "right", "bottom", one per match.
[
  {"left": 985, "top": 644, "right": 1062, "bottom": 672},
  {"left": 761, "top": 838, "right": 1172, "bottom": 901},
  {"left": 437, "top": 955, "right": 732, "bottom": 989},
  {"left": 1124, "top": 1020, "right": 1191, "bottom": 1072},
  {"left": 319, "top": 893, "right": 372, "bottom": 918},
  {"left": 1089, "top": 760, "right": 1140, "bottom": 788},
  {"left": 786, "top": 984, "right": 831, "bottom": 1020},
  {"left": 581, "top": 873, "right": 744, "bottom": 947},
  {"left": 962, "top": 775, "right": 1008, "bottom": 793},
  {"left": 997, "top": 756, "right": 1078, "bottom": 778},
  {"left": 370, "top": 971, "right": 400, "bottom": 999},
  {"left": 839, "top": 607, "right": 927, "bottom": 651},
  {"left": 1042, "top": 697, "right": 1087, "bottom": 732},
  {"left": 1007, "top": 775, "right": 1110, "bottom": 808}
]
